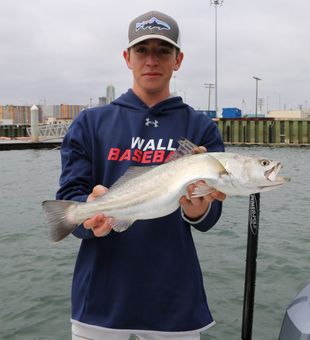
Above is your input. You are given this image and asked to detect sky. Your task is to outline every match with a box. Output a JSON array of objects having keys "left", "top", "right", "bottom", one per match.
[{"left": 1, "top": 0, "right": 309, "bottom": 114}]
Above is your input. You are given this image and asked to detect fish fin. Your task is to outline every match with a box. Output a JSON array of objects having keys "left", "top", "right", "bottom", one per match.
[
  {"left": 166, "top": 138, "right": 198, "bottom": 162},
  {"left": 42, "top": 200, "right": 80, "bottom": 242},
  {"left": 111, "top": 219, "right": 134, "bottom": 233},
  {"left": 178, "top": 137, "right": 199, "bottom": 151},
  {"left": 191, "top": 181, "right": 216, "bottom": 198}
]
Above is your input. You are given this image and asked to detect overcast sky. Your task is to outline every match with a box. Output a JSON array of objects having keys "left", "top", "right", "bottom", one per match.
[{"left": 1, "top": 0, "right": 309, "bottom": 114}]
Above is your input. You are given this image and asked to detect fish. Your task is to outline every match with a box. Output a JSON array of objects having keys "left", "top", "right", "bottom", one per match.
[{"left": 42, "top": 138, "right": 289, "bottom": 242}]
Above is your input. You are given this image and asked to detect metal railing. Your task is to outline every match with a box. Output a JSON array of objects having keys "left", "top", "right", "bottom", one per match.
[{"left": 26, "top": 122, "right": 71, "bottom": 140}]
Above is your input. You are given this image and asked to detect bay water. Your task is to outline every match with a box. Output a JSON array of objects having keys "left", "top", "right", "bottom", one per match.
[{"left": 0, "top": 146, "right": 309, "bottom": 339}]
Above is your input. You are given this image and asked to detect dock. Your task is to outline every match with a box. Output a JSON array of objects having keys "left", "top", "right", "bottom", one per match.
[
  {"left": 217, "top": 118, "right": 310, "bottom": 146},
  {"left": 1, "top": 118, "right": 310, "bottom": 150}
]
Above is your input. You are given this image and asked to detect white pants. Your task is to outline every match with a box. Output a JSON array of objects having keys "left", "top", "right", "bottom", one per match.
[
  {"left": 72, "top": 321, "right": 202, "bottom": 340},
  {"left": 72, "top": 334, "right": 200, "bottom": 340},
  {"left": 72, "top": 330, "right": 200, "bottom": 340}
]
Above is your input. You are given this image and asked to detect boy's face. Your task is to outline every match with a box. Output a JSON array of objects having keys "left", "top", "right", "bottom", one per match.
[{"left": 123, "top": 39, "right": 184, "bottom": 99}]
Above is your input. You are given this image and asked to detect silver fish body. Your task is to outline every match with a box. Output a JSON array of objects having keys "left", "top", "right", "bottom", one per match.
[
  {"left": 66, "top": 153, "right": 224, "bottom": 223},
  {"left": 42, "top": 141, "right": 289, "bottom": 242}
]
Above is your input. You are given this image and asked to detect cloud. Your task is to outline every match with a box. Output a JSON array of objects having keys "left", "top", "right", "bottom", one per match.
[{"left": 1, "top": 0, "right": 309, "bottom": 113}]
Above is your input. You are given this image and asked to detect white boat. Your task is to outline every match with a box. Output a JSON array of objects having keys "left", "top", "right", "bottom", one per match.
[{"left": 278, "top": 281, "right": 310, "bottom": 340}]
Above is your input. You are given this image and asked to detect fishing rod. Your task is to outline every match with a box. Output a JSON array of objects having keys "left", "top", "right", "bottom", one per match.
[{"left": 242, "top": 193, "right": 260, "bottom": 340}]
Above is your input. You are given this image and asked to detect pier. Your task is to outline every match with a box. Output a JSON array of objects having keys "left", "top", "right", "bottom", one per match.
[
  {"left": 217, "top": 118, "right": 310, "bottom": 146},
  {"left": 0, "top": 118, "right": 310, "bottom": 150}
]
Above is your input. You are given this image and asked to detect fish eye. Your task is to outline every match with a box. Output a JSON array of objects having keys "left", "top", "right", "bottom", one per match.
[{"left": 260, "top": 159, "right": 270, "bottom": 166}]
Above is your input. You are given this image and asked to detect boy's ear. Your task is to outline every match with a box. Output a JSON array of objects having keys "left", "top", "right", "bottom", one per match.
[
  {"left": 174, "top": 51, "right": 184, "bottom": 71},
  {"left": 123, "top": 50, "right": 132, "bottom": 69}
]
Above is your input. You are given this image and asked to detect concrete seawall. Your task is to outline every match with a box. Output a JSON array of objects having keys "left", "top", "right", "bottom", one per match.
[
  {"left": 0, "top": 140, "right": 61, "bottom": 150},
  {"left": 1, "top": 118, "right": 310, "bottom": 149},
  {"left": 217, "top": 118, "right": 310, "bottom": 146}
]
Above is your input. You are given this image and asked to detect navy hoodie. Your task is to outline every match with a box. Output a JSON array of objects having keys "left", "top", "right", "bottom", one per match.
[{"left": 56, "top": 89, "right": 225, "bottom": 332}]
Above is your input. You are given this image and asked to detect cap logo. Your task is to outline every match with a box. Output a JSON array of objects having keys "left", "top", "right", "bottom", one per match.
[{"left": 136, "top": 16, "right": 170, "bottom": 31}]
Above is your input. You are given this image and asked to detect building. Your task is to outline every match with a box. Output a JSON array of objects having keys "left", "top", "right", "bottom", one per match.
[
  {"left": 98, "top": 85, "right": 116, "bottom": 106},
  {"left": 98, "top": 97, "right": 107, "bottom": 106},
  {"left": 0, "top": 105, "right": 33, "bottom": 125},
  {"left": 40, "top": 104, "right": 86, "bottom": 123},
  {"left": 40, "top": 105, "right": 55, "bottom": 123},
  {"left": 267, "top": 110, "right": 310, "bottom": 119},
  {"left": 106, "top": 85, "right": 115, "bottom": 104},
  {"left": 0, "top": 104, "right": 87, "bottom": 125},
  {"left": 54, "top": 104, "right": 86, "bottom": 119},
  {"left": 46, "top": 117, "right": 72, "bottom": 124}
]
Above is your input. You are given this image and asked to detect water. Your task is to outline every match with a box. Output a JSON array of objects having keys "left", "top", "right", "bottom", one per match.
[{"left": 0, "top": 147, "right": 309, "bottom": 340}]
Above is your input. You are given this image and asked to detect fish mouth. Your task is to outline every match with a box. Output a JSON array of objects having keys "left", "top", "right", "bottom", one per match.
[
  {"left": 257, "top": 176, "right": 290, "bottom": 191},
  {"left": 264, "top": 176, "right": 290, "bottom": 185},
  {"left": 265, "top": 162, "right": 282, "bottom": 181}
]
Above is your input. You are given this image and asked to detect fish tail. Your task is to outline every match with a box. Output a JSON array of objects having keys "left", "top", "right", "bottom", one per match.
[{"left": 42, "top": 200, "right": 79, "bottom": 242}]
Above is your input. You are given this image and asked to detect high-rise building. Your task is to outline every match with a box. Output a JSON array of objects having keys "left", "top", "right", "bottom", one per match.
[
  {"left": 98, "top": 97, "right": 107, "bottom": 106},
  {"left": 0, "top": 105, "right": 32, "bottom": 124},
  {"left": 106, "top": 85, "right": 115, "bottom": 104},
  {"left": 54, "top": 104, "right": 87, "bottom": 119},
  {"left": 39, "top": 104, "right": 86, "bottom": 122}
]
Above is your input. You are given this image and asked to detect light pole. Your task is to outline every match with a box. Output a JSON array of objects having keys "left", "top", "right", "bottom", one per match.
[
  {"left": 204, "top": 83, "right": 215, "bottom": 111},
  {"left": 274, "top": 92, "right": 281, "bottom": 110},
  {"left": 253, "top": 76, "right": 262, "bottom": 117},
  {"left": 258, "top": 98, "right": 264, "bottom": 113},
  {"left": 211, "top": 0, "right": 224, "bottom": 117}
]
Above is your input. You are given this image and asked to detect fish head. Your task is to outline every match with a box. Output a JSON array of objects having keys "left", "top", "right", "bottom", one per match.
[
  {"left": 216, "top": 153, "right": 290, "bottom": 195},
  {"left": 242, "top": 156, "right": 290, "bottom": 192},
  {"left": 248, "top": 158, "right": 281, "bottom": 180}
]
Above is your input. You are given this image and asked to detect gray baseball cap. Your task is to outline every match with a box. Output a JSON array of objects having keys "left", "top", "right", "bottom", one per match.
[{"left": 127, "top": 10, "right": 181, "bottom": 49}]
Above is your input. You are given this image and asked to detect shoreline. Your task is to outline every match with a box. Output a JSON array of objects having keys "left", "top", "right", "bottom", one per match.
[
  {"left": 0, "top": 137, "right": 61, "bottom": 150},
  {"left": 1, "top": 138, "right": 309, "bottom": 151}
]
